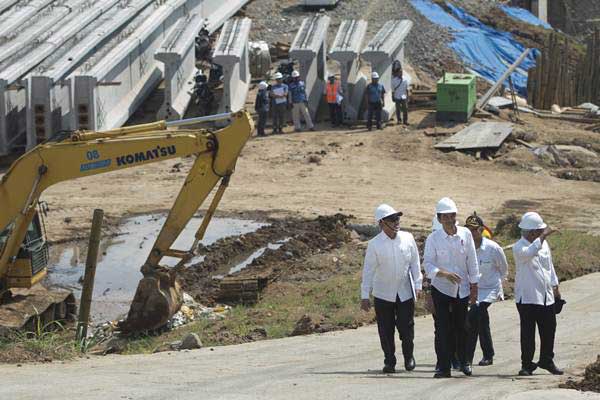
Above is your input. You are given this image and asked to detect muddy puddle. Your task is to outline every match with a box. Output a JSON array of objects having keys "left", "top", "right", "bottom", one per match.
[{"left": 46, "top": 215, "right": 267, "bottom": 323}]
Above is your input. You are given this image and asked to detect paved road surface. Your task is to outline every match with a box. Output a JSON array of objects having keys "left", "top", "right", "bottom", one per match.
[{"left": 2, "top": 273, "right": 600, "bottom": 400}]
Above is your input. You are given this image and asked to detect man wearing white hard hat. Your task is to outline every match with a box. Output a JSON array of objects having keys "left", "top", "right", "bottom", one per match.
[
  {"left": 513, "top": 212, "right": 563, "bottom": 376},
  {"left": 288, "top": 70, "right": 315, "bottom": 132},
  {"left": 270, "top": 71, "right": 288, "bottom": 134},
  {"left": 366, "top": 71, "right": 386, "bottom": 131},
  {"left": 361, "top": 204, "right": 422, "bottom": 374},
  {"left": 424, "top": 197, "right": 479, "bottom": 378},
  {"left": 254, "top": 81, "right": 270, "bottom": 137}
]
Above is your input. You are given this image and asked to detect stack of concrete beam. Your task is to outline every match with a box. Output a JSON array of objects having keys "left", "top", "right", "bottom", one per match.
[
  {"left": 290, "top": 15, "right": 331, "bottom": 121},
  {"left": 361, "top": 20, "right": 413, "bottom": 122},
  {"left": 26, "top": 0, "right": 156, "bottom": 148},
  {"left": 0, "top": 0, "right": 250, "bottom": 156},
  {"left": 212, "top": 18, "right": 252, "bottom": 116},
  {"left": 329, "top": 19, "right": 368, "bottom": 123},
  {"left": 155, "top": 13, "right": 206, "bottom": 121}
]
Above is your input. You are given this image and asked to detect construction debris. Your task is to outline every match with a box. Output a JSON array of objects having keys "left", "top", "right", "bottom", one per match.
[{"left": 434, "top": 122, "right": 513, "bottom": 152}]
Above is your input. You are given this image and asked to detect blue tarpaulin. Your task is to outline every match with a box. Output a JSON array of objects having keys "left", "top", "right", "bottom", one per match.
[
  {"left": 499, "top": 5, "right": 552, "bottom": 29},
  {"left": 410, "top": 0, "right": 540, "bottom": 97}
]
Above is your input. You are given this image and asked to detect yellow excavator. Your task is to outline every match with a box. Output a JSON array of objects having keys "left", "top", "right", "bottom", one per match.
[{"left": 0, "top": 111, "right": 253, "bottom": 333}]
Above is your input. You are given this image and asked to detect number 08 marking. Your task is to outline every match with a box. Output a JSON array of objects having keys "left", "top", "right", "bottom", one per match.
[{"left": 86, "top": 150, "right": 100, "bottom": 160}]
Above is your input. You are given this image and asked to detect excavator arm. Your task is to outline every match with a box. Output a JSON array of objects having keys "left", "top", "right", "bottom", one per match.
[{"left": 0, "top": 111, "right": 253, "bottom": 332}]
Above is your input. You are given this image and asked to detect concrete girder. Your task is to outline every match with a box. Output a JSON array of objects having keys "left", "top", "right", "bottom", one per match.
[
  {"left": 0, "top": 0, "right": 54, "bottom": 39},
  {"left": 26, "top": 0, "right": 155, "bottom": 149},
  {"left": 197, "top": 0, "right": 251, "bottom": 34},
  {"left": 329, "top": 19, "right": 368, "bottom": 123},
  {"left": 155, "top": 13, "right": 205, "bottom": 121},
  {"left": 72, "top": 0, "right": 188, "bottom": 132},
  {"left": 212, "top": 17, "right": 252, "bottom": 116},
  {"left": 289, "top": 15, "right": 331, "bottom": 121},
  {"left": 0, "top": 0, "right": 19, "bottom": 15},
  {"left": 361, "top": 19, "right": 413, "bottom": 122}
]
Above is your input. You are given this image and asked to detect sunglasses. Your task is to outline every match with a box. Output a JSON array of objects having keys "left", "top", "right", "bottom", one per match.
[{"left": 383, "top": 215, "right": 400, "bottom": 223}]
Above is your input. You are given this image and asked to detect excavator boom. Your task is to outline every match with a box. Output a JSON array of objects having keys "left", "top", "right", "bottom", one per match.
[{"left": 0, "top": 111, "right": 254, "bottom": 332}]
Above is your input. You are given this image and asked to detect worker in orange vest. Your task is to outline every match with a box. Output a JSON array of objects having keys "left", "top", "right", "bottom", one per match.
[{"left": 324, "top": 75, "right": 343, "bottom": 127}]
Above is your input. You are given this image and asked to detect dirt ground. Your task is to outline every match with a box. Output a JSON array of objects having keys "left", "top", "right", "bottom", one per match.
[{"left": 32, "top": 108, "right": 600, "bottom": 244}]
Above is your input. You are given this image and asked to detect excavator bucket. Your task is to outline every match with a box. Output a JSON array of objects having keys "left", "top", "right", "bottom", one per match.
[{"left": 118, "top": 266, "right": 182, "bottom": 333}]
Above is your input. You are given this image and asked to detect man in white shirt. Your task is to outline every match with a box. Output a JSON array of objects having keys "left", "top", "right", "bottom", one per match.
[
  {"left": 361, "top": 204, "right": 423, "bottom": 374},
  {"left": 464, "top": 213, "right": 508, "bottom": 367},
  {"left": 424, "top": 197, "right": 479, "bottom": 378},
  {"left": 513, "top": 212, "right": 563, "bottom": 376},
  {"left": 391, "top": 68, "right": 410, "bottom": 126}
]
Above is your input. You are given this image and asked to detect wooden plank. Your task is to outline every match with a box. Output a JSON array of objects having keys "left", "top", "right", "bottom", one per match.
[{"left": 434, "top": 122, "right": 513, "bottom": 150}]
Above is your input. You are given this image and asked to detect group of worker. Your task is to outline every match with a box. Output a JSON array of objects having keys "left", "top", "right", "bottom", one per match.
[
  {"left": 254, "top": 63, "right": 411, "bottom": 136},
  {"left": 361, "top": 198, "right": 564, "bottom": 378}
]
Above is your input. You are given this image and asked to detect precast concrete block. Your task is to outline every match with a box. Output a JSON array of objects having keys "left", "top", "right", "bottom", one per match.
[
  {"left": 25, "top": 0, "right": 155, "bottom": 149},
  {"left": 212, "top": 18, "right": 252, "bottom": 116},
  {"left": 290, "top": 15, "right": 331, "bottom": 121},
  {"left": 73, "top": 0, "right": 188, "bottom": 132},
  {"left": 0, "top": 79, "right": 27, "bottom": 155},
  {"left": 197, "top": 0, "right": 251, "bottom": 34},
  {"left": 0, "top": 0, "right": 19, "bottom": 15},
  {"left": 329, "top": 19, "right": 367, "bottom": 123},
  {"left": 155, "top": 13, "right": 205, "bottom": 121},
  {"left": 361, "top": 20, "right": 413, "bottom": 122}
]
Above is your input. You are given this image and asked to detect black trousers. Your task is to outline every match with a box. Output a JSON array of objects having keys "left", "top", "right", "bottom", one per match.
[
  {"left": 466, "top": 302, "right": 494, "bottom": 363},
  {"left": 256, "top": 110, "right": 268, "bottom": 136},
  {"left": 374, "top": 296, "right": 415, "bottom": 368},
  {"left": 367, "top": 102, "right": 382, "bottom": 129},
  {"left": 328, "top": 103, "right": 342, "bottom": 126},
  {"left": 272, "top": 103, "right": 287, "bottom": 132},
  {"left": 516, "top": 302, "right": 556, "bottom": 369},
  {"left": 432, "top": 287, "right": 469, "bottom": 372},
  {"left": 394, "top": 99, "right": 408, "bottom": 123}
]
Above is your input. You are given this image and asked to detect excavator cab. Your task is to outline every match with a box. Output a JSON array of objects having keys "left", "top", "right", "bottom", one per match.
[{"left": 6, "top": 213, "right": 49, "bottom": 289}]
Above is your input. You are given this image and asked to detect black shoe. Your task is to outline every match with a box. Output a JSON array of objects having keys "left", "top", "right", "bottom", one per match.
[
  {"left": 382, "top": 365, "right": 396, "bottom": 374},
  {"left": 461, "top": 363, "right": 473, "bottom": 376},
  {"left": 538, "top": 362, "right": 564, "bottom": 375},
  {"left": 478, "top": 358, "right": 493, "bottom": 366},
  {"left": 367, "top": 127, "right": 372, "bottom": 131},
  {"left": 518, "top": 362, "right": 538, "bottom": 376},
  {"left": 404, "top": 356, "right": 416, "bottom": 371},
  {"left": 433, "top": 370, "right": 451, "bottom": 378}
]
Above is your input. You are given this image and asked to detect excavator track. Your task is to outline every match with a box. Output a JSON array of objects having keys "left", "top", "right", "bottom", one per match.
[{"left": 0, "top": 286, "right": 76, "bottom": 335}]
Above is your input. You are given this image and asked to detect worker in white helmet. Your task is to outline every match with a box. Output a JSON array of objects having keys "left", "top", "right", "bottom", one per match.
[
  {"left": 424, "top": 197, "right": 479, "bottom": 378},
  {"left": 288, "top": 70, "right": 315, "bottom": 132},
  {"left": 270, "top": 71, "right": 288, "bottom": 134},
  {"left": 254, "top": 81, "right": 270, "bottom": 137},
  {"left": 361, "top": 204, "right": 422, "bottom": 374},
  {"left": 324, "top": 75, "right": 343, "bottom": 127},
  {"left": 513, "top": 212, "right": 563, "bottom": 376},
  {"left": 366, "top": 71, "right": 386, "bottom": 131}
]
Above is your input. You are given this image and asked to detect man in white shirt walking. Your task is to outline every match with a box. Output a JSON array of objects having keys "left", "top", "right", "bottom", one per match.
[
  {"left": 361, "top": 204, "right": 423, "bottom": 374},
  {"left": 464, "top": 213, "right": 508, "bottom": 367},
  {"left": 424, "top": 197, "right": 479, "bottom": 378},
  {"left": 513, "top": 212, "right": 563, "bottom": 376}
]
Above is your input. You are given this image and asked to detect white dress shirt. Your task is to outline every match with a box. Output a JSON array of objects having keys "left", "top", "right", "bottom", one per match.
[
  {"left": 476, "top": 237, "right": 508, "bottom": 303},
  {"left": 424, "top": 226, "right": 479, "bottom": 298},
  {"left": 361, "top": 230, "right": 423, "bottom": 302},
  {"left": 392, "top": 75, "right": 411, "bottom": 100},
  {"left": 513, "top": 237, "right": 559, "bottom": 306}
]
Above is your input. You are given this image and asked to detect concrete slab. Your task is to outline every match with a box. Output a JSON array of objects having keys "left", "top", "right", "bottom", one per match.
[
  {"left": 434, "top": 122, "right": 513, "bottom": 150},
  {"left": 329, "top": 19, "right": 368, "bottom": 123},
  {"left": 198, "top": 0, "right": 251, "bottom": 34},
  {"left": 290, "top": 15, "right": 331, "bottom": 121},
  {"left": 212, "top": 18, "right": 252, "bottom": 115},
  {"left": 361, "top": 20, "right": 413, "bottom": 122},
  {"left": 155, "top": 13, "right": 205, "bottom": 120}
]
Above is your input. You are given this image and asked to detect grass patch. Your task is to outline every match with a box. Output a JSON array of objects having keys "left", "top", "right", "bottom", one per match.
[{"left": 0, "top": 327, "right": 80, "bottom": 363}]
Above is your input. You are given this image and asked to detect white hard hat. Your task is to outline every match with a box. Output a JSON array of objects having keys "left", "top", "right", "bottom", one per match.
[
  {"left": 375, "top": 204, "right": 403, "bottom": 222},
  {"left": 431, "top": 216, "right": 443, "bottom": 232},
  {"left": 435, "top": 197, "right": 458, "bottom": 214},
  {"left": 291, "top": 70, "right": 300, "bottom": 78},
  {"left": 371, "top": 71, "right": 379, "bottom": 79},
  {"left": 518, "top": 212, "right": 547, "bottom": 230},
  {"left": 258, "top": 81, "right": 268, "bottom": 90},
  {"left": 274, "top": 72, "right": 283, "bottom": 79}
]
